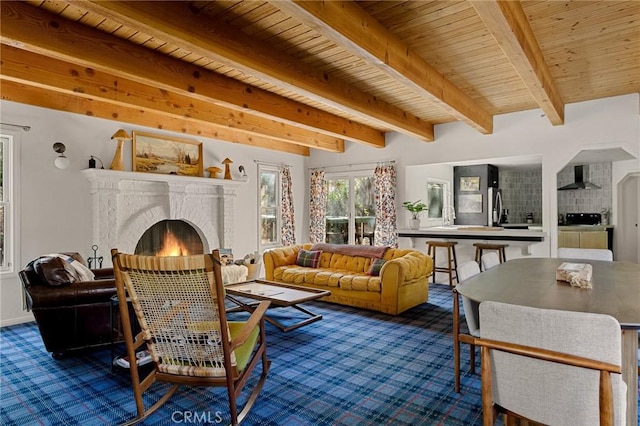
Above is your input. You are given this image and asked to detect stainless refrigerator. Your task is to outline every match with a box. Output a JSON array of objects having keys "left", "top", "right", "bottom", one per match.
[{"left": 487, "top": 187, "right": 503, "bottom": 226}]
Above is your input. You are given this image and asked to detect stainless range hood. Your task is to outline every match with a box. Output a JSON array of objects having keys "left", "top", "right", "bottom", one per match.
[{"left": 558, "top": 165, "right": 601, "bottom": 190}]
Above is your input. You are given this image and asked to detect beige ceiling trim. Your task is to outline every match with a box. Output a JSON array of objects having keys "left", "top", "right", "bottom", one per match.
[
  {"left": 0, "top": 1, "right": 382, "bottom": 148},
  {"left": 0, "top": 80, "right": 310, "bottom": 156},
  {"left": 471, "top": 0, "right": 564, "bottom": 125},
  {"left": 0, "top": 45, "right": 344, "bottom": 153},
  {"left": 69, "top": 0, "right": 433, "bottom": 142},
  {"left": 274, "top": 0, "right": 494, "bottom": 135}
]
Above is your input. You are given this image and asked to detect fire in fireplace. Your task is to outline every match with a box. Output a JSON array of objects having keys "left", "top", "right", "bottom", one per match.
[{"left": 135, "top": 220, "right": 204, "bottom": 256}]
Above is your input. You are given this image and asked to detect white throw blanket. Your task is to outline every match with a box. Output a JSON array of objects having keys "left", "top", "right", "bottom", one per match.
[{"left": 222, "top": 264, "right": 248, "bottom": 284}]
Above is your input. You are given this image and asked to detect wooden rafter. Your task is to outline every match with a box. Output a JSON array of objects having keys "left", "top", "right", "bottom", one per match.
[
  {"left": 0, "top": 80, "right": 310, "bottom": 156},
  {"left": 273, "top": 0, "right": 493, "bottom": 135},
  {"left": 0, "top": 1, "right": 383, "bottom": 149},
  {"left": 0, "top": 45, "right": 344, "bottom": 153},
  {"left": 471, "top": 0, "right": 564, "bottom": 125},
  {"left": 67, "top": 0, "right": 433, "bottom": 142}
]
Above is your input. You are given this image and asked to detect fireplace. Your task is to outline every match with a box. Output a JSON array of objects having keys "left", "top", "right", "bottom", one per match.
[
  {"left": 135, "top": 220, "right": 204, "bottom": 256},
  {"left": 83, "top": 169, "right": 244, "bottom": 266}
]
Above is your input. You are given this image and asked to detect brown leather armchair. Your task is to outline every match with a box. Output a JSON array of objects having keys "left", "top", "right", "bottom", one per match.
[{"left": 19, "top": 252, "right": 121, "bottom": 359}]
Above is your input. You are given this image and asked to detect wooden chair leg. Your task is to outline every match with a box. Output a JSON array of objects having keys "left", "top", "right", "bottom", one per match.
[
  {"left": 447, "top": 248, "right": 454, "bottom": 286},
  {"left": 481, "top": 346, "right": 496, "bottom": 426},
  {"left": 470, "top": 343, "right": 476, "bottom": 375},
  {"left": 451, "top": 246, "right": 459, "bottom": 284},
  {"left": 453, "top": 289, "right": 461, "bottom": 393}
]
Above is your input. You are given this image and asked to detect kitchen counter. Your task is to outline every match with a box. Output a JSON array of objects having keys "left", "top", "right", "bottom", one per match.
[
  {"left": 501, "top": 223, "right": 541, "bottom": 229},
  {"left": 558, "top": 225, "right": 614, "bottom": 231},
  {"left": 397, "top": 225, "right": 546, "bottom": 242}
]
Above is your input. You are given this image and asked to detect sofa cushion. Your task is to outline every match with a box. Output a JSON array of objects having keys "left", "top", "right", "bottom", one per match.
[
  {"left": 29, "top": 253, "right": 97, "bottom": 287},
  {"left": 296, "top": 249, "right": 322, "bottom": 268},
  {"left": 275, "top": 266, "right": 381, "bottom": 292},
  {"left": 32, "top": 256, "right": 77, "bottom": 286},
  {"left": 339, "top": 274, "right": 381, "bottom": 292}
]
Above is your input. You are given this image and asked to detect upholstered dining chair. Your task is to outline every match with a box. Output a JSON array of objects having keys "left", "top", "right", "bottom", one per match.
[
  {"left": 473, "top": 301, "right": 626, "bottom": 426},
  {"left": 452, "top": 260, "right": 481, "bottom": 392},
  {"left": 111, "top": 249, "right": 271, "bottom": 426},
  {"left": 558, "top": 247, "right": 613, "bottom": 261},
  {"left": 480, "top": 252, "right": 501, "bottom": 271}
]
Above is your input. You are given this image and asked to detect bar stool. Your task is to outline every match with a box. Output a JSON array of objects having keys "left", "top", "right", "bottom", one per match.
[
  {"left": 426, "top": 241, "right": 459, "bottom": 286},
  {"left": 473, "top": 243, "right": 508, "bottom": 271}
]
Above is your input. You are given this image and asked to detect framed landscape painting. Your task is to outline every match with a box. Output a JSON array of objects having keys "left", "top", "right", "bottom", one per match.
[
  {"left": 460, "top": 176, "right": 480, "bottom": 192},
  {"left": 132, "top": 131, "right": 203, "bottom": 177}
]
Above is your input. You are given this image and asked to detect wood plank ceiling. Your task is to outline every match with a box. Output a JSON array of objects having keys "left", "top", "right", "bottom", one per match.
[{"left": 1, "top": 1, "right": 639, "bottom": 156}]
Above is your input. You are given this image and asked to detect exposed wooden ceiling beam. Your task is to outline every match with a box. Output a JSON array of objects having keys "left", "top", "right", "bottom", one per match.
[
  {"left": 68, "top": 0, "right": 433, "bottom": 142},
  {"left": 471, "top": 0, "right": 564, "bottom": 125},
  {"left": 272, "top": 0, "right": 493, "bottom": 135},
  {"left": 0, "top": 45, "right": 344, "bottom": 153},
  {"left": 0, "top": 1, "right": 382, "bottom": 148},
  {"left": 0, "top": 80, "right": 310, "bottom": 156}
]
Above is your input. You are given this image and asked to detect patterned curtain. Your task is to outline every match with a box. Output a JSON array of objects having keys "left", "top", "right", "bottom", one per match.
[
  {"left": 280, "top": 166, "right": 296, "bottom": 246},
  {"left": 374, "top": 164, "right": 397, "bottom": 247},
  {"left": 309, "top": 169, "right": 326, "bottom": 243}
]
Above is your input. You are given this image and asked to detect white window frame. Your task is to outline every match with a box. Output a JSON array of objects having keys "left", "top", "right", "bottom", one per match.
[
  {"left": 422, "top": 178, "right": 453, "bottom": 227},
  {"left": 1, "top": 128, "right": 20, "bottom": 275},
  {"left": 258, "top": 164, "right": 281, "bottom": 251},
  {"left": 325, "top": 170, "right": 375, "bottom": 244}
]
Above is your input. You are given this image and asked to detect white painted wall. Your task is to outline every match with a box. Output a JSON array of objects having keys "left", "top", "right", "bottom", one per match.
[
  {"left": 1, "top": 94, "right": 638, "bottom": 325},
  {"left": 310, "top": 93, "right": 640, "bottom": 258},
  {"left": 0, "top": 101, "right": 308, "bottom": 326}
]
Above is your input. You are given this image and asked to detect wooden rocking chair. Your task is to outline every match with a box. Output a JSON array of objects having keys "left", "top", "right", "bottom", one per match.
[{"left": 111, "top": 249, "right": 271, "bottom": 426}]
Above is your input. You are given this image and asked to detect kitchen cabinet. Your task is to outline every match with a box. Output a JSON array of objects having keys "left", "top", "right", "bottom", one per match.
[
  {"left": 558, "top": 230, "right": 607, "bottom": 249},
  {"left": 580, "top": 231, "right": 607, "bottom": 249},
  {"left": 558, "top": 231, "right": 581, "bottom": 248}
]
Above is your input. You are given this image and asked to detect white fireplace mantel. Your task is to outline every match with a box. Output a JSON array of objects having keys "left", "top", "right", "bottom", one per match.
[
  {"left": 82, "top": 169, "right": 246, "bottom": 265},
  {"left": 82, "top": 168, "right": 247, "bottom": 188}
]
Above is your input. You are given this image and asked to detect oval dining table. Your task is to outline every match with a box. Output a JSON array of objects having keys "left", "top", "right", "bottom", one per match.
[{"left": 455, "top": 257, "right": 640, "bottom": 426}]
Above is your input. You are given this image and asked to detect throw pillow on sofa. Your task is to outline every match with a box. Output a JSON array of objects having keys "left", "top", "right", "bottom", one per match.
[
  {"left": 296, "top": 249, "right": 322, "bottom": 268},
  {"left": 31, "top": 253, "right": 95, "bottom": 286},
  {"left": 367, "top": 258, "right": 386, "bottom": 276}
]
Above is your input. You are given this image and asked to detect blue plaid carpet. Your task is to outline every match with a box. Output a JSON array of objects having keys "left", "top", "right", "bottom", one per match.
[{"left": 3, "top": 283, "right": 632, "bottom": 425}]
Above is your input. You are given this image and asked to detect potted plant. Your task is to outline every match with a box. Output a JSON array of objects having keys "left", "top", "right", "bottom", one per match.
[{"left": 403, "top": 200, "right": 428, "bottom": 230}]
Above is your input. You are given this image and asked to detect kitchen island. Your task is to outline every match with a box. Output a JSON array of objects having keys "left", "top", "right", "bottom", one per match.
[
  {"left": 398, "top": 225, "right": 546, "bottom": 243},
  {"left": 397, "top": 225, "right": 548, "bottom": 261}
]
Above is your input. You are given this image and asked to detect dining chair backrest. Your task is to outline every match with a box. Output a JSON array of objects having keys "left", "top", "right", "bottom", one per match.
[
  {"left": 457, "top": 261, "right": 481, "bottom": 336},
  {"left": 558, "top": 247, "right": 613, "bottom": 261},
  {"left": 457, "top": 260, "right": 481, "bottom": 282},
  {"left": 479, "top": 301, "right": 626, "bottom": 426},
  {"left": 481, "top": 252, "right": 501, "bottom": 270}
]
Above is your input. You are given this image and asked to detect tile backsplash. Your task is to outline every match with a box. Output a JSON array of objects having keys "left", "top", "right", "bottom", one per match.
[
  {"left": 557, "top": 162, "right": 612, "bottom": 218},
  {"left": 500, "top": 168, "right": 543, "bottom": 224}
]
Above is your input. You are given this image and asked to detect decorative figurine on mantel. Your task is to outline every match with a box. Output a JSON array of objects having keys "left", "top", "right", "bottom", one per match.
[
  {"left": 222, "top": 158, "right": 233, "bottom": 180},
  {"left": 206, "top": 166, "right": 223, "bottom": 178},
  {"left": 109, "top": 129, "right": 131, "bottom": 171}
]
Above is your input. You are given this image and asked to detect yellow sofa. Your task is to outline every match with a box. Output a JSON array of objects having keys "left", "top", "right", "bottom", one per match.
[{"left": 263, "top": 243, "right": 433, "bottom": 315}]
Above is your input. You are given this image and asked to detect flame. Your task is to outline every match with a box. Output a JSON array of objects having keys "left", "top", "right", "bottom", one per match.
[{"left": 156, "top": 230, "right": 189, "bottom": 256}]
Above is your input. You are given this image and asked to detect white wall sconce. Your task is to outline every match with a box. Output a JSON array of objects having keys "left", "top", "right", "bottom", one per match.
[
  {"left": 239, "top": 165, "right": 248, "bottom": 177},
  {"left": 53, "top": 142, "right": 70, "bottom": 170}
]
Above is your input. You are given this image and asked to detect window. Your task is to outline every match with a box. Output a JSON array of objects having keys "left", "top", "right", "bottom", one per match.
[
  {"left": 424, "top": 179, "right": 453, "bottom": 226},
  {"left": 0, "top": 130, "right": 18, "bottom": 274},
  {"left": 258, "top": 165, "right": 280, "bottom": 249},
  {"left": 325, "top": 173, "right": 375, "bottom": 245}
]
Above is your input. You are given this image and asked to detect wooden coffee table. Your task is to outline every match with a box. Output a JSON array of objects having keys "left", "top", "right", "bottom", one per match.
[{"left": 225, "top": 280, "right": 331, "bottom": 332}]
